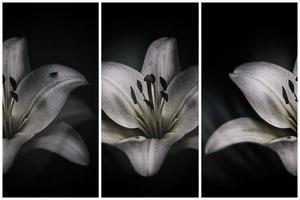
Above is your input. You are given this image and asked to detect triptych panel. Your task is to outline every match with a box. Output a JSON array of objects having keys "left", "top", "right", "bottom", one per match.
[{"left": 1, "top": 1, "right": 297, "bottom": 198}]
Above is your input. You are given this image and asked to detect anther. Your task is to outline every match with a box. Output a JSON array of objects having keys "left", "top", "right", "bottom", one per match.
[
  {"left": 50, "top": 72, "right": 58, "bottom": 77},
  {"left": 130, "top": 87, "right": 138, "bottom": 104},
  {"left": 137, "top": 80, "right": 143, "bottom": 93},
  {"left": 10, "top": 91, "right": 18, "bottom": 102},
  {"left": 160, "top": 77, "right": 168, "bottom": 91},
  {"left": 160, "top": 91, "right": 169, "bottom": 102},
  {"left": 3, "top": 75, "right": 5, "bottom": 84},
  {"left": 282, "top": 86, "right": 289, "bottom": 104},
  {"left": 9, "top": 77, "right": 17, "bottom": 91},
  {"left": 144, "top": 99, "right": 154, "bottom": 110},
  {"left": 288, "top": 80, "right": 294, "bottom": 93}
]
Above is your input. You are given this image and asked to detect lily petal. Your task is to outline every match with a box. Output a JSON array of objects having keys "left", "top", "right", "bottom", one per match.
[
  {"left": 102, "top": 62, "right": 146, "bottom": 129},
  {"left": 293, "top": 59, "right": 297, "bottom": 75},
  {"left": 22, "top": 122, "right": 89, "bottom": 166},
  {"left": 102, "top": 117, "right": 142, "bottom": 144},
  {"left": 3, "top": 37, "right": 31, "bottom": 83},
  {"left": 4, "top": 131, "right": 35, "bottom": 173},
  {"left": 141, "top": 38, "right": 181, "bottom": 83},
  {"left": 205, "top": 117, "right": 297, "bottom": 175},
  {"left": 171, "top": 128, "right": 198, "bottom": 152},
  {"left": 230, "top": 62, "right": 297, "bottom": 130},
  {"left": 205, "top": 117, "right": 290, "bottom": 154},
  {"left": 55, "top": 96, "right": 93, "bottom": 125},
  {"left": 12, "top": 64, "right": 88, "bottom": 135},
  {"left": 163, "top": 66, "right": 198, "bottom": 134},
  {"left": 113, "top": 131, "right": 185, "bottom": 176},
  {"left": 269, "top": 136, "right": 297, "bottom": 176}
]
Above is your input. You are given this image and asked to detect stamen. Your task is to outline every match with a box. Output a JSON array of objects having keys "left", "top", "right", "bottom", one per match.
[
  {"left": 3, "top": 75, "right": 5, "bottom": 84},
  {"left": 160, "top": 77, "right": 168, "bottom": 91},
  {"left": 137, "top": 80, "right": 143, "bottom": 93},
  {"left": 160, "top": 91, "right": 169, "bottom": 102},
  {"left": 50, "top": 72, "right": 58, "bottom": 77},
  {"left": 130, "top": 86, "right": 138, "bottom": 104},
  {"left": 282, "top": 86, "right": 289, "bottom": 104},
  {"left": 143, "top": 99, "right": 154, "bottom": 110},
  {"left": 288, "top": 80, "right": 294, "bottom": 93},
  {"left": 9, "top": 77, "right": 17, "bottom": 91},
  {"left": 144, "top": 74, "right": 154, "bottom": 103}
]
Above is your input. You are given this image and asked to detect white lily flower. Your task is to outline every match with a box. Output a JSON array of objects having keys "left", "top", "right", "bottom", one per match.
[
  {"left": 205, "top": 60, "right": 297, "bottom": 176},
  {"left": 102, "top": 38, "right": 198, "bottom": 176},
  {"left": 3, "top": 37, "right": 91, "bottom": 173}
]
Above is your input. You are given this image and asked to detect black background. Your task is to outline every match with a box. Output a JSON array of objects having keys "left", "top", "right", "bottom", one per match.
[
  {"left": 102, "top": 3, "right": 198, "bottom": 197},
  {"left": 202, "top": 3, "right": 297, "bottom": 197},
  {"left": 3, "top": 3, "right": 98, "bottom": 197}
]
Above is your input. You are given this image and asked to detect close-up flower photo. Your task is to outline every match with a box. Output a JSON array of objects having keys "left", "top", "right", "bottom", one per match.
[
  {"left": 102, "top": 3, "right": 198, "bottom": 197},
  {"left": 202, "top": 3, "right": 297, "bottom": 197},
  {"left": 3, "top": 3, "right": 98, "bottom": 197}
]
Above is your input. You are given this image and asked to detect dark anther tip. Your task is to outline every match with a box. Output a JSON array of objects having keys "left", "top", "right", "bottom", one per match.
[
  {"left": 50, "top": 72, "right": 58, "bottom": 77},
  {"left": 150, "top": 74, "right": 156, "bottom": 82},
  {"left": 143, "top": 99, "right": 154, "bottom": 109},
  {"left": 9, "top": 77, "right": 17, "bottom": 91},
  {"left": 144, "top": 74, "right": 155, "bottom": 83},
  {"left": 137, "top": 80, "right": 143, "bottom": 93},
  {"left": 160, "top": 91, "right": 169, "bottom": 102},
  {"left": 288, "top": 80, "right": 295, "bottom": 93},
  {"left": 296, "top": 77, "right": 298, "bottom": 82},
  {"left": 10, "top": 91, "right": 18, "bottom": 102},
  {"left": 130, "top": 86, "right": 138, "bottom": 104},
  {"left": 282, "top": 86, "right": 289, "bottom": 104},
  {"left": 160, "top": 77, "right": 168, "bottom": 90},
  {"left": 3, "top": 75, "right": 5, "bottom": 84}
]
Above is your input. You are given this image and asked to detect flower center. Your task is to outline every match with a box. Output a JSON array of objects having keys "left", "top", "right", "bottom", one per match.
[
  {"left": 130, "top": 74, "right": 171, "bottom": 139},
  {"left": 3, "top": 75, "right": 22, "bottom": 139},
  {"left": 282, "top": 77, "right": 297, "bottom": 132}
]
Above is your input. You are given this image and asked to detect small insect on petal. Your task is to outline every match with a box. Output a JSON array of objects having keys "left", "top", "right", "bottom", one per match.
[
  {"left": 143, "top": 99, "right": 154, "bottom": 109},
  {"left": 282, "top": 86, "right": 289, "bottom": 104},
  {"left": 137, "top": 80, "right": 143, "bottom": 93},
  {"left": 160, "top": 77, "right": 168, "bottom": 91},
  {"left": 10, "top": 91, "right": 18, "bottom": 102},
  {"left": 160, "top": 91, "right": 169, "bottom": 102},
  {"left": 288, "top": 80, "right": 294, "bottom": 93},
  {"left": 130, "top": 86, "right": 138, "bottom": 104},
  {"left": 9, "top": 77, "right": 17, "bottom": 91},
  {"left": 50, "top": 72, "right": 58, "bottom": 77}
]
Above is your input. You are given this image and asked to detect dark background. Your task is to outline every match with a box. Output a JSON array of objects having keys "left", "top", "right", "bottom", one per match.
[
  {"left": 3, "top": 3, "right": 98, "bottom": 197},
  {"left": 202, "top": 3, "right": 297, "bottom": 197},
  {"left": 102, "top": 3, "right": 198, "bottom": 197}
]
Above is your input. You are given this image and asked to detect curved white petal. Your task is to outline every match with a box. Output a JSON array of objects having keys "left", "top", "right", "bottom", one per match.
[
  {"left": 102, "top": 62, "right": 146, "bottom": 129},
  {"left": 171, "top": 128, "right": 198, "bottom": 152},
  {"left": 116, "top": 132, "right": 185, "bottom": 177},
  {"left": 205, "top": 117, "right": 297, "bottom": 175},
  {"left": 293, "top": 59, "right": 297, "bottom": 75},
  {"left": 205, "top": 117, "right": 290, "bottom": 154},
  {"left": 55, "top": 96, "right": 93, "bottom": 125},
  {"left": 269, "top": 136, "right": 297, "bottom": 176},
  {"left": 141, "top": 38, "right": 181, "bottom": 83},
  {"left": 163, "top": 66, "right": 198, "bottom": 134},
  {"left": 102, "top": 117, "right": 142, "bottom": 144},
  {"left": 12, "top": 64, "right": 88, "bottom": 135},
  {"left": 3, "top": 37, "right": 30, "bottom": 83},
  {"left": 22, "top": 122, "right": 89, "bottom": 166},
  {"left": 3, "top": 131, "right": 35, "bottom": 173},
  {"left": 230, "top": 62, "right": 297, "bottom": 129}
]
